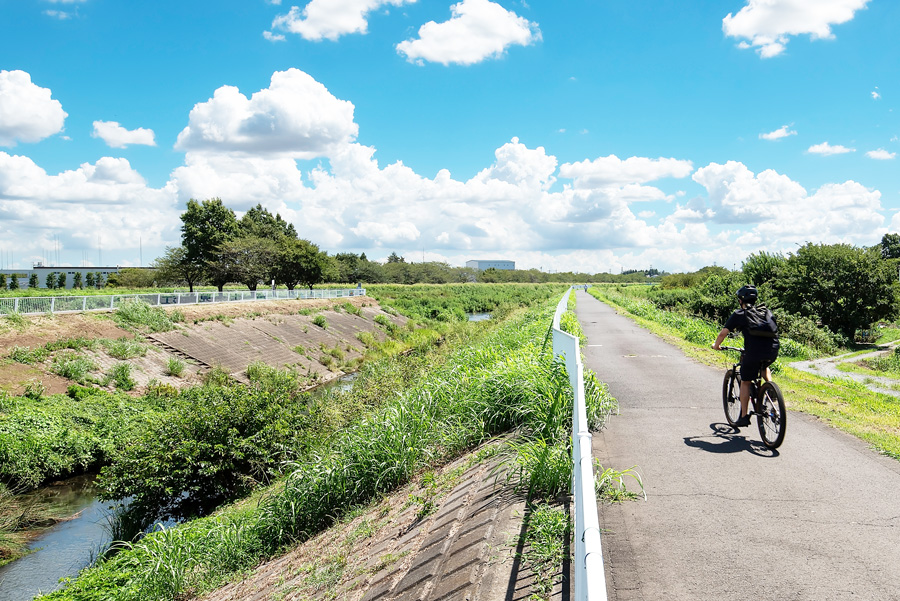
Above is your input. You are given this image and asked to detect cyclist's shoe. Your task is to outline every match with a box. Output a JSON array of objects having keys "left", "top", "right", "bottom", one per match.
[{"left": 734, "top": 414, "right": 751, "bottom": 428}]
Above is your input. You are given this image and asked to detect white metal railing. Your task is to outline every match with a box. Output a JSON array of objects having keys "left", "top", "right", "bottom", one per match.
[
  {"left": 0, "top": 288, "right": 366, "bottom": 317},
  {"left": 552, "top": 288, "right": 607, "bottom": 601}
]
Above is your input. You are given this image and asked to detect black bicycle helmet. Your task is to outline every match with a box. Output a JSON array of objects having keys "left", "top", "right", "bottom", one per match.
[{"left": 736, "top": 285, "right": 758, "bottom": 304}]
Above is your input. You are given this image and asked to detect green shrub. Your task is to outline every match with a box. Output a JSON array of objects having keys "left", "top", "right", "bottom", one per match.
[
  {"left": 202, "top": 366, "right": 233, "bottom": 387},
  {"left": 312, "top": 315, "right": 328, "bottom": 328}
]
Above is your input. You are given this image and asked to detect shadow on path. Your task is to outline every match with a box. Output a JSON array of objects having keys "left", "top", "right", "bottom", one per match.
[{"left": 683, "top": 423, "right": 779, "bottom": 458}]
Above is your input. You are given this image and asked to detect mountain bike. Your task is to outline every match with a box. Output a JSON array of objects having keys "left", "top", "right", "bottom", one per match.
[{"left": 719, "top": 346, "right": 787, "bottom": 449}]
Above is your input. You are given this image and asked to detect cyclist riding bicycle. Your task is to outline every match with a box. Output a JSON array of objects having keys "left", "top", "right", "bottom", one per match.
[{"left": 712, "top": 285, "right": 780, "bottom": 427}]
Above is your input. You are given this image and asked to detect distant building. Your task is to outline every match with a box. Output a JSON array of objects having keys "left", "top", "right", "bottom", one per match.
[
  {"left": 0, "top": 264, "right": 124, "bottom": 289},
  {"left": 466, "top": 260, "right": 515, "bottom": 271}
]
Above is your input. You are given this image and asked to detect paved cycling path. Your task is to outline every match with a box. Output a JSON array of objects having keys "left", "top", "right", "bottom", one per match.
[{"left": 575, "top": 290, "right": 900, "bottom": 601}]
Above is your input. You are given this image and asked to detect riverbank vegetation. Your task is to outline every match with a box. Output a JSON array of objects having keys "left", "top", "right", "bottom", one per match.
[
  {"left": 24, "top": 288, "right": 611, "bottom": 601},
  {"left": 1, "top": 284, "right": 596, "bottom": 585}
]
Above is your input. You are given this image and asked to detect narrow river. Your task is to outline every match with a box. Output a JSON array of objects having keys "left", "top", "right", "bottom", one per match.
[
  {"left": 0, "top": 370, "right": 367, "bottom": 600},
  {"left": 0, "top": 476, "right": 114, "bottom": 601}
]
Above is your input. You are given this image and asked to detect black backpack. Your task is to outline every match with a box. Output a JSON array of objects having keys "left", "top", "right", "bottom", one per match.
[{"left": 745, "top": 305, "right": 778, "bottom": 338}]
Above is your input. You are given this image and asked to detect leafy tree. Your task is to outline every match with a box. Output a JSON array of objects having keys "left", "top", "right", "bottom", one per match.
[
  {"left": 387, "top": 251, "right": 405, "bottom": 263},
  {"left": 57, "top": 273, "right": 66, "bottom": 289},
  {"left": 45, "top": 272, "right": 57, "bottom": 290},
  {"left": 85, "top": 272, "right": 95, "bottom": 288},
  {"left": 8, "top": 274, "right": 18, "bottom": 290},
  {"left": 0, "top": 273, "right": 5, "bottom": 289},
  {"left": 273, "top": 238, "right": 327, "bottom": 290},
  {"left": 239, "top": 204, "right": 297, "bottom": 240},
  {"left": 774, "top": 243, "right": 898, "bottom": 338},
  {"left": 72, "top": 272, "right": 82, "bottom": 289},
  {"left": 28, "top": 273, "right": 38, "bottom": 289},
  {"left": 115, "top": 268, "right": 157, "bottom": 288},
  {"left": 742, "top": 251, "right": 786, "bottom": 286},
  {"left": 217, "top": 236, "right": 277, "bottom": 290},
  {"left": 94, "top": 272, "right": 105, "bottom": 288},
  {"left": 181, "top": 198, "right": 240, "bottom": 291},
  {"left": 153, "top": 246, "right": 204, "bottom": 292},
  {"left": 382, "top": 260, "right": 413, "bottom": 284},
  {"left": 881, "top": 233, "right": 900, "bottom": 260}
]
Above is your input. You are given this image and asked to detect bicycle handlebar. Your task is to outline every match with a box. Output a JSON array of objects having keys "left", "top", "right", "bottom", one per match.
[{"left": 718, "top": 345, "right": 744, "bottom": 352}]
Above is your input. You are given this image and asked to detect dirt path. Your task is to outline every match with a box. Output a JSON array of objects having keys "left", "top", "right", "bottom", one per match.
[{"left": 790, "top": 342, "right": 900, "bottom": 398}]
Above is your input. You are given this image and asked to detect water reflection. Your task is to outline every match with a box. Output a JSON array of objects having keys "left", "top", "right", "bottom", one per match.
[
  {"left": 0, "top": 477, "right": 114, "bottom": 601},
  {"left": 467, "top": 312, "right": 491, "bottom": 322}
]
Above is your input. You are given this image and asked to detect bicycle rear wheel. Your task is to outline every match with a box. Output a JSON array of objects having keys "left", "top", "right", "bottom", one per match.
[
  {"left": 757, "top": 381, "right": 786, "bottom": 449},
  {"left": 722, "top": 369, "right": 741, "bottom": 426}
]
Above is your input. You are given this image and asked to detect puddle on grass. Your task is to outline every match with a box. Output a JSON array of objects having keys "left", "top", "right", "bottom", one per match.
[{"left": 0, "top": 476, "right": 115, "bottom": 601}]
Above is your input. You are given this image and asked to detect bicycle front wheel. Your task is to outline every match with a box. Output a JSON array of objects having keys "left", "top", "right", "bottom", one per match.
[
  {"left": 757, "top": 381, "right": 786, "bottom": 449},
  {"left": 722, "top": 369, "right": 741, "bottom": 426}
]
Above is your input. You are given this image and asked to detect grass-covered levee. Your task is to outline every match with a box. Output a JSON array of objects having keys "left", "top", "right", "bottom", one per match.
[{"left": 28, "top": 290, "right": 613, "bottom": 601}]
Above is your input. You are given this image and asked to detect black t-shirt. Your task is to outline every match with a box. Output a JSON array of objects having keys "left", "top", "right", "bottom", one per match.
[{"left": 724, "top": 308, "right": 779, "bottom": 359}]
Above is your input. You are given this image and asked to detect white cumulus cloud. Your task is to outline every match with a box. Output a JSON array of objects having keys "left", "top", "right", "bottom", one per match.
[
  {"left": 723, "top": 0, "right": 870, "bottom": 58},
  {"left": 396, "top": 0, "right": 541, "bottom": 66},
  {"left": 0, "top": 152, "right": 178, "bottom": 262},
  {"left": 473, "top": 137, "right": 557, "bottom": 190},
  {"left": 689, "top": 161, "right": 883, "bottom": 247},
  {"left": 91, "top": 121, "right": 156, "bottom": 148},
  {"left": 808, "top": 141, "right": 855, "bottom": 155},
  {"left": 759, "top": 124, "right": 797, "bottom": 140},
  {"left": 559, "top": 155, "right": 693, "bottom": 189},
  {"left": 866, "top": 148, "right": 896, "bottom": 160},
  {"left": 0, "top": 70, "right": 68, "bottom": 147},
  {"left": 271, "top": 0, "right": 415, "bottom": 42},
  {"left": 174, "top": 68, "right": 358, "bottom": 157}
]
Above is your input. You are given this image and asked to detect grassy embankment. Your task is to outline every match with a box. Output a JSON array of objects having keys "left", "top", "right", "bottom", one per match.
[
  {"left": 1, "top": 283, "right": 615, "bottom": 598},
  {"left": 589, "top": 285, "right": 900, "bottom": 460},
  {"left": 32, "top": 287, "right": 612, "bottom": 601},
  {"left": 1, "top": 285, "right": 558, "bottom": 562}
]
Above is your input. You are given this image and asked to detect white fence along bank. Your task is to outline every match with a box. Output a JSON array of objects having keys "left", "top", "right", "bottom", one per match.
[
  {"left": 552, "top": 288, "right": 608, "bottom": 601},
  {"left": 0, "top": 288, "right": 367, "bottom": 317}
]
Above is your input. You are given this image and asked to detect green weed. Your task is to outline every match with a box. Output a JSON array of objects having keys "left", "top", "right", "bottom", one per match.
[
  {"left": 101, "top": 337, "right": 147, "bottom": 360},
  {"left": 114, "top": 300, "right": 177, "bottom": 333},
  {"left": 166, "top": 357, "right": 186, "bottom": 377},
  {"left": 110, "top": 362, "right": 135, "bottom": 391},
  {"left": 2, "top": 312, "right": 28, "bottom": 331},
  {"left": 313, "top": 315, "right": 328, "bottom": 328},
  {"left": 520, "top": 503, "right": 569, "bottom": 600},
  {"left": 51, "top": 352, "right": 98, "bottom": 384},
  {"left": 594, "top": 463, "right": 645, "bottom": 502}
]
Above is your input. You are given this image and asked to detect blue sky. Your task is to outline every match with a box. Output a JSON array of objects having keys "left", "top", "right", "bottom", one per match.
[{"left": 1, "top": 0, "right": 897, "bottom": 274}]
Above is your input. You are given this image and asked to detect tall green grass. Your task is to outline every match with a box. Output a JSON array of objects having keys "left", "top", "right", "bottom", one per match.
[
  {"left": 40, "top": 299, "right": 600, "bottom": 601},
  {"left": 590, "top": 286, "right": 817, "bottom": 363}
]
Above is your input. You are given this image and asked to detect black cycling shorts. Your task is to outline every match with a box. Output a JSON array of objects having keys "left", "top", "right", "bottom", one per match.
[{"left": 741, "top": 355, "right": 775, "bottom": 381}]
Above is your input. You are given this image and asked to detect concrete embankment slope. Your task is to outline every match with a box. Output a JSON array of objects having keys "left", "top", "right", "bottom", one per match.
[{"left": 575, "top": 290, "right": 900, "bottom": 601}]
